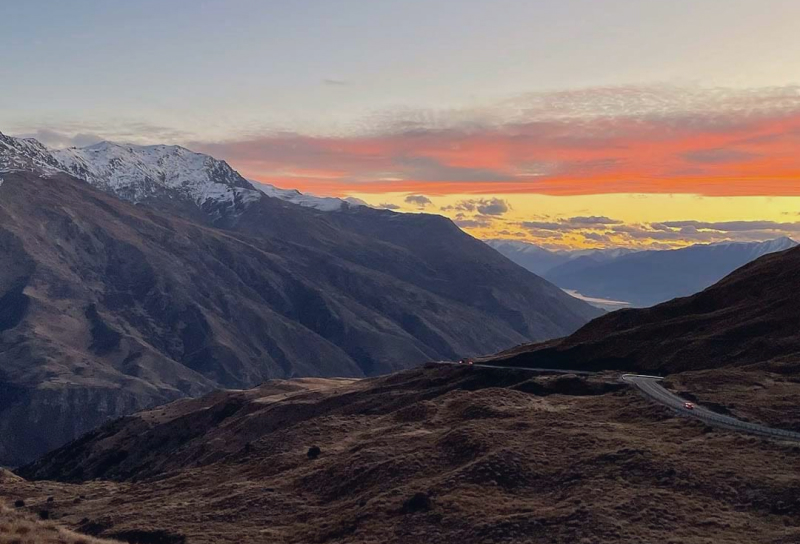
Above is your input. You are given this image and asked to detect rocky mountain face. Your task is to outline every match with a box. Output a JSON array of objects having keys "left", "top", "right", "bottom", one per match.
[
  {"left": 0, "top": 135, "right": 600, "bottom": 466},
  {"left": 487, "top": 243, "right": 800, "bottom": 374},
  {"left": 0, "top": 133, "right": 63, "bottom": 173},
  {"left": 52, "top": 141, "right": 257, "bottom": 206}
]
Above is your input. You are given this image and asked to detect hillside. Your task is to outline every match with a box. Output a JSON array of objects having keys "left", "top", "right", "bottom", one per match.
[
  {"left": 8, "top": 365, "right": 800, "bottom": 544},
  {"left": 10, "top": 243, "right": 800, "bottom": 543},
  {"left": 0, "top": 494, "right": 119, "bottom": 544},
  {"left": 0, "top": 167, "right": 598, "bottom": 467},
  {"left": 487, "top": 244, "right": 800, "bottom": 374}
]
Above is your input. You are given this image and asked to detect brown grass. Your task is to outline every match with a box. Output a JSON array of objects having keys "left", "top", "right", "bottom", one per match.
[
  {"left": 0, "top": 504, "right": 117, "bottom": 544},
  {"left": 6, "top": 365, "right": 800, "bottom": 543}
]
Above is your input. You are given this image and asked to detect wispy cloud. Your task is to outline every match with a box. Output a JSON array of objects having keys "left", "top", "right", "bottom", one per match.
[
  {"left": 12, "top": 122, "right": 192, "bottom": 148},
  {"left": 521, "top": 216, "right": 623, "bottom": 231},
  {"left": 508, "top": 216, "right": 800, "bottom": 248},
  {"left": 322, "top": 78, "right": 350, "bottom": 86},
  {"left": 190, "top": 85, "right": 800, "bottom": 198}
]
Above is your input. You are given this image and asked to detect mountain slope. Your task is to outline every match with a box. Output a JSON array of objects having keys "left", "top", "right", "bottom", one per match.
[
  {"left": 10, "top": 365, "right": 800, "bottom": 544},
  {"left": 542, "top": 238, "right": 797, "bottom": 307},
  {"left": 487, "top": 244, "right": 800, "bottom": 374},
  {"left": 483, "top": 240, "right": 569, "bottom": 275},
  {"left": 0, "top": 159, "right": 598, "bottom": 466}
]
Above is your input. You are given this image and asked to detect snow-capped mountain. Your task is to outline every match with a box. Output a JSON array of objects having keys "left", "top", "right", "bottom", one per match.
[
  {"left": 253, "top": 180, "right": 367, "bottom": 211},
  {"left": 52, "top": 141, "right": 260, "bottom": 206},
  {"left": 0, "top": 131, "right": 365, "bottom": 212},
  {"left": 0, "top": 132, "right": 63, "bottom": 174},
  {"left": 708, "top": 236, "right": 797, "bottom": 260}
]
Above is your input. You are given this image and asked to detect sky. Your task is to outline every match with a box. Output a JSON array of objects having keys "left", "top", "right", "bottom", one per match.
[{"left": 3, "top": 0, "right": 800, "bottom": 249}]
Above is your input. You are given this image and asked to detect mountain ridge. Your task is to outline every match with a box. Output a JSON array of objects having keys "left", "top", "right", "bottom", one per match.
[
  {"left": 489, "top": 237, "right": 797, "bottom": 307},
  {"left": 0, "top": 132, "right": 365, "bottom": 213},
  {"left": 486, "top": 242, "right": 800, "bottom": 374},
  {"left": 0, "top": 135, "right": 600, "bottom": 467}
]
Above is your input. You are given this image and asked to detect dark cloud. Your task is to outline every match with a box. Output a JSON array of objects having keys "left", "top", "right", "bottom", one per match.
[
  {"left": 442, "top": 198, "right": 510, "bottom": 216},
  {"left": 323, "top": 78, "right": 349, "bottom": 86},
  {"left": 583, "top": 232, "right": 614, "bottom": 243},
  {"left": 566, "top": 216, "right": 623, "bottom": 226},
  {"left": 520, "top": 216, "right": 622, "bottom": 231},
  {"left": 454, "top": 217, "right": 493, "bottom": 229},
  {"left": 404, "top": 194, "right": 432, "bottom": 207},
  {"left": 379, "top": 202, "right": 401, "bottom": 210},
  {"left": 520, "top": 221, "right": 563, "bottom": 231}
]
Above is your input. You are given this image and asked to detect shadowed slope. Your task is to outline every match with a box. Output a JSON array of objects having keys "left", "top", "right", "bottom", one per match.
[
  {"left": 0, "top": 170, "right": 598, "bottom": 466},
  {"left": 487, "top": 245, "right": 800, "bottom": 373}
]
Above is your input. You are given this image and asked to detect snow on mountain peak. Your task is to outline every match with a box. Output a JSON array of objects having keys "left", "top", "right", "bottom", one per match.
[
  {"left": 51, "top": 141, "right": 258, "bottom": 206},
  {"left": 253, "top": 180, "right": 366, "bottom": 211},
  {"left": 0, "top": 131, "right": 366, "bottom": 213}
]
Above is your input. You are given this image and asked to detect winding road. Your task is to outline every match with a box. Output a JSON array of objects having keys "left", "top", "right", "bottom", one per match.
[
  {"left": 622, "top": 374, "right": 800, "bottom": 442},
  {"left": 440, "top": 362, "right": 800, "bottom": 442}
]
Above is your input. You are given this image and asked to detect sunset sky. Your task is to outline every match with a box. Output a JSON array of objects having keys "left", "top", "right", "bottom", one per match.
[{"left": 3, "top": 0, "right": 800, "bottom": 249}]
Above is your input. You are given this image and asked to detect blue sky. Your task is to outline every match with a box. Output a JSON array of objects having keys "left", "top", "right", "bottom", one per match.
[{"left": 3, "top": 0, "right": 800, "bottom": 142}]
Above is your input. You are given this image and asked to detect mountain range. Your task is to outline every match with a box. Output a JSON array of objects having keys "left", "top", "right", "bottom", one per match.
[
  {"left": 487, "top": 242, "right": 800, "bottom": 375},
  {"left": 10, "top": 241, "right": 800, "bottom": 543},
  {"left": 487, "top": 237, "right": 797, "bottom": 307},
  {"left": 0, "top": 132, "right": 600, "bottom": 466}
]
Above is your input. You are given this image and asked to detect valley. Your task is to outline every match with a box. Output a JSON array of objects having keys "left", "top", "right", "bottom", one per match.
[{"left": 0, "top": 136, "right": 598, "bottom": 467}]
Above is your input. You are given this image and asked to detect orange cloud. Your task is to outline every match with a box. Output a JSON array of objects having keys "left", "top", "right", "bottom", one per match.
[{"left": 193, "top": 87, "right": 800, "bottom": 198}]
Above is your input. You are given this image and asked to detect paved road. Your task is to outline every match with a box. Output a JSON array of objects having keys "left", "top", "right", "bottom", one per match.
[
  {"left": 439, "top": 362, "right": 800, "bottom": 442},
  {"left": 439, "top": 361, "right": 594, "bottom": 375},
  {"left": 622, "top": 374, "right": 800, "bottom": 442}
]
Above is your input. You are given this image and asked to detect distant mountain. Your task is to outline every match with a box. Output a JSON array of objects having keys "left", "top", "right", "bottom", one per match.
[
  {"left": 0, "top": 132, "right": 600, "bottom": 466},
  {"left": 485, "top": 239, "right": 633, "bottom": 276},
  {"left": 543, "top": 238, "right": 797, "bottom": 307},
  {"left": 487, "top": 243, "right": 800, "bottom": 375}
]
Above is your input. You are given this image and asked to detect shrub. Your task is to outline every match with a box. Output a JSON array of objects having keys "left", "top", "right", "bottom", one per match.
[{"left": 401, "top": 492, "right": 432, "bottom": 513}]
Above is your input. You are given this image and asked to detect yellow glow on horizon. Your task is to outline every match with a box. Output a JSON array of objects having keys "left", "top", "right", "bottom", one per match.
[{"left": 348, "top": 191, "right": 800, "bottom": 250}]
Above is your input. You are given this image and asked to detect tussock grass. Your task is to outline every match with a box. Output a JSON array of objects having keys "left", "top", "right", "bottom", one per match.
[{"left": 0, "top": 503, "right": 117, "bottom": 544}]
